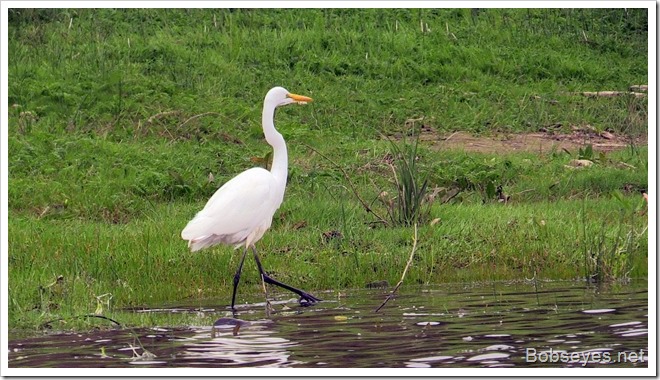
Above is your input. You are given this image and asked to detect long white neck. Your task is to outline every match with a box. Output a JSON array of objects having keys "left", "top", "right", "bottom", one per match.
[{"left": 262, "top": 103, "right": 288, "bottom": 186}]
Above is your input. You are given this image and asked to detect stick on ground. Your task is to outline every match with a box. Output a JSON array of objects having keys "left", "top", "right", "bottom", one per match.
[{"left": 304, "top": 144, "right": 389, "bottom": 226}]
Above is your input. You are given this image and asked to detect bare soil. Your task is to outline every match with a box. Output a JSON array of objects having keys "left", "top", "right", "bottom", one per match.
[{"left": 417, "top": 127, "right": 646, "bottom": 154}]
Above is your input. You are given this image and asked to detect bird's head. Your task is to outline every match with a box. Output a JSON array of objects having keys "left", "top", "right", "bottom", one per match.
[{"left": 266, "top": 86, "right": 313, "bottom": 108}]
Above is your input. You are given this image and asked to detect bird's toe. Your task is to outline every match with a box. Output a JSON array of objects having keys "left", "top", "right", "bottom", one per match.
[{"left": 298, "top": 293, "right": 321, "bottom": 306}]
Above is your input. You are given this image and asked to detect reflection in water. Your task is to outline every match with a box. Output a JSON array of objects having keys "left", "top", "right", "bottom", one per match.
[
  {"left": 8, "top": 281, "right": 648, "bottom": 368},
  {"left": 182, "top": 322, "right": 303, "bottom": 367}
]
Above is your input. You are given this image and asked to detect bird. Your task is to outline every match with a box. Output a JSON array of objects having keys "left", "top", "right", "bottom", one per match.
[{"left": 181, "top": 86, "right": 320, "bottom": 311}]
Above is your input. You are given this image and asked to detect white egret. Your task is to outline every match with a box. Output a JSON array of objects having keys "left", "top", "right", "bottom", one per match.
[{"left": 181, "top": 86, "right": 320, "bottom": 310}]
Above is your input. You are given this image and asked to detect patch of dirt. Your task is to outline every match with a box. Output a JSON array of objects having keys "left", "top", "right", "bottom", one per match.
[{"left": 417, "top": 128, "right": 646, "bottom": 154}]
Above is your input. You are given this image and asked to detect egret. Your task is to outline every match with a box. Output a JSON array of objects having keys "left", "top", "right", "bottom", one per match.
[{"left": 181, "top": 86, "right": 320, "bottom": 310}]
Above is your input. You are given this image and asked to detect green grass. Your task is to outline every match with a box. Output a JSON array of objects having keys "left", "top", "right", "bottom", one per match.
[
  {"left": 7, "top": 8, "right": 648, "bottom": 333},
  {"left": 9, "top": 8, "right": 647, "bottom": 138}
]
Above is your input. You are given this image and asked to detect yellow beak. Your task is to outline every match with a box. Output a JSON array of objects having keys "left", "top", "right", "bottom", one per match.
[{"left": 287, "top": 93, "right": 313, "bottom": 104}]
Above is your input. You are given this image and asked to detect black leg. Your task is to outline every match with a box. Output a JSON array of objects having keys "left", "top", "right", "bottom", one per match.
[
  {"left": 251, "top": 246, "right": 321, "bottom": 306},
  {"left": 231, "top": 248, "right": 249, "bottom": 311}
]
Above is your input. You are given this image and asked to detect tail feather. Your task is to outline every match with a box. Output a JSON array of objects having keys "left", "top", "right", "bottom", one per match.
[{"left": 184, "top": 233, "right": 247, "bottom": 252}]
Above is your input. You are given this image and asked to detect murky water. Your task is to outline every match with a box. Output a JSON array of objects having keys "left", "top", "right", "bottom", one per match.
[{"left": 8, "top": 280, "right": 648, "bottom": 368}]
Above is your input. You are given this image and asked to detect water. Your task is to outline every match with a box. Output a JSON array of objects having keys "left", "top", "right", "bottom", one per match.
[{"left": 8, "top": 280, "right": 648, "bottom": 368}]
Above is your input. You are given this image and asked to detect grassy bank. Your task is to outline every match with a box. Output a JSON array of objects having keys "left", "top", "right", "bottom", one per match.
[
  {"left": 7, "top": 8, "right": 648, "bottom": 332},
  {"left": 9, "top": 8, "right": 648, "bottom": 139}
]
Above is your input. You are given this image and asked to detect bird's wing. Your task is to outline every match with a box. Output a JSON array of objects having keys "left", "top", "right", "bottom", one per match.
[{"left": 181, "top": 168, "right": 281, "bottom": 246}]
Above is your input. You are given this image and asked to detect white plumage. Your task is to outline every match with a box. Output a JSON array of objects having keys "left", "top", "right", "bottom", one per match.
[{"left": 181, "top": 167, "right": 281, "bottom": 251}]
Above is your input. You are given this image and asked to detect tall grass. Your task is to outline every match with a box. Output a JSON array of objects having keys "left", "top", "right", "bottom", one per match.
[
  {"left": 580, "top": 189, "right": 648, "bottom": 283},
  {"left": 383, "top": 130, "right": 430, "bottom": 226}
]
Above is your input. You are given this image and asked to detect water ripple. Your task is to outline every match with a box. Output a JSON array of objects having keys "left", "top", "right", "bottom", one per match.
[{"left": 8, "top": 281, "right": 648, "bottom": 368}]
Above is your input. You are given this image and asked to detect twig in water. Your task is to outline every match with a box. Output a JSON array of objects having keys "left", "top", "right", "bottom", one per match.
[
  {"left": 375, "top": 223, "right": 419, "bottom": 312},
  {"left": 304, "top": 144, "right": 389, "bottom": 226},
  {"left": 260, "top": 274, "right": 273, "bottom": 318}
]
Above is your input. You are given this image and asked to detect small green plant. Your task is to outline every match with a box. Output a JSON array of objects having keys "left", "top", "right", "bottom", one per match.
[
  {"left": 578, "top": 144, "right": 594, "bottom": 161},
  {"left": 436, "top": 155, "right": 516, "bottom": 203},
  {"left": 580, "top": 193, "right": 645, "bottom": 283},
  {"left": 382, "top": 129, "right": 430, "bottom": 227},
  {"left": 611, "top": 189, "right": 646, "bottom": 214},
  {"left": 566, "top": 144, "right": 607, "bottom": 164},
  {"left": 582, "top": 222, "right": 637, "bottom": 283}
]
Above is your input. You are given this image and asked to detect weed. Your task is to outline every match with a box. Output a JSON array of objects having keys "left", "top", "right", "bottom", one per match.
[
  {"left": 434, "top": 154, "right": 517, "bottom": 203},
  {"left": 582, "top": 221, "right": 635, "bottom": 283},
  {"left": 580, "top": 192, "right": 646, "bottom": 283},
  {"left": 382, "top": 129, "right": 431, "bottom": 226}
]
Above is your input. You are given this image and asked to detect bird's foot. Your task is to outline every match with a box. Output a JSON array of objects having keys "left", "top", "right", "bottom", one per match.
[{"left": 298, "top": 292, "right": 321, "bottom": 307}]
